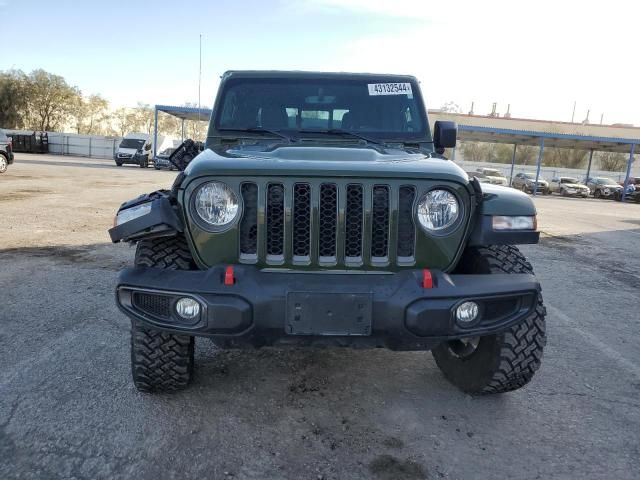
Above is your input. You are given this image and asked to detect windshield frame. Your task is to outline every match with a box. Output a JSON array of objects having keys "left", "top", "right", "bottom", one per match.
[
  {"left": 120, "top": 138, "right": 146, "bottom": 149},
  {"left": 207, "top": 73, "right": 432, "bottom": 148}
]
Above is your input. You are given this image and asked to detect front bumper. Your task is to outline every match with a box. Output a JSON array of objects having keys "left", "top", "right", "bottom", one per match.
[
  {"left": 153, "top": 157, "right": 173, "bottom": 169},
  {"left": 116, "top": 266, "right": 540, "bottom": 351},
  {"left": 563, "top": 189, "right": 589, "bottom": 197},
  {"left": 115, "top": 153, "right": 147, "bottom": 165}
]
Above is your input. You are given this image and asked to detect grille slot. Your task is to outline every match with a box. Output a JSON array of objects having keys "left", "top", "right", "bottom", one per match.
[
  {"left": 319, "top": 183, "right": 338, "bottom": 258},
  {"left": 266, "top": 183, "right": 285, "bottom": 256},
  {"left": 371, "top": 185, "right": 390, "bottom": 259},
  {"left": 239, "top": 183, "right": 258, "bottom": 255},
  {"left": 345, "top": 185, "right": 364, "bottom": 259},
  {"left": 397, "top": 186, "right": 416, "bottom": 258},
  {"left": 292, "top": 183, "right": 311, "bottom": 257},
  {"left": 132, "top": 292, "right": 171, "bottom": 319},
  {"left": 238, "top": 181, "right": 417, "bottom": 267}
]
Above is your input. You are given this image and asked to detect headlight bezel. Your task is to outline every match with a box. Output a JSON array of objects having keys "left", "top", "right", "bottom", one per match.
[
  {"left": 190, "top": 180, "right": 242, "bottom": 232},
  {"left": 415, "top": 187, "right": 464, "bottom": 236}
]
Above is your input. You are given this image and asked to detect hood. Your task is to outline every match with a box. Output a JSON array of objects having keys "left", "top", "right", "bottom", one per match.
[
  {"left": 602, "top": 184, "right": 622, "bottom": 189},
  {"left": 118, "top": 147, "right": 139, "bottom": 155},
  {"left": 184, "top": 144, "right": 469, "bottom": 183},
  {"left": 527, "top": 178, "right": 548, "bottom": 185},
  {"left": 563, "top": 183, "right": 588, "bottom": 189}
]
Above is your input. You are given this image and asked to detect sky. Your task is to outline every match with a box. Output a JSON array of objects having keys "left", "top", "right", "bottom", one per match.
[{"left": 3, "top": 0, "right": 640, "bottom": 125}]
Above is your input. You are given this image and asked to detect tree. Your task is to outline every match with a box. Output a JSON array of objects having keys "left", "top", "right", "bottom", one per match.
[
  {"left": 597, "top": 152, "right": 629, "bottom": 172},
  {"left": 460, "top": 141, "right": 496, "bottom": 162},
  {"left": 543, "top": 148, "right": 588, "bottom": 169},
  {"left": 113, "top": 107, "right": 137, "bottom": 137},
  {"left": 71, "top": 94, "right": 110, "bottom": 134},
  {"left": 133, "top": 103, "right": 155, "bottom": 134},
  {"left": 440, "top": 101, "right": 462, "bottom": 113},
  {"left": 23, "top": 69, "right": 80, "bottom": 131},
  {"left": 0, "top": 70, "right": 29, "bottom": 129}
]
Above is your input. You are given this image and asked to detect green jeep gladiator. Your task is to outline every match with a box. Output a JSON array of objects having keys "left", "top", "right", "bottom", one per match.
[{"left": 109, "top": 71, "right": 546, "bottom": 394}]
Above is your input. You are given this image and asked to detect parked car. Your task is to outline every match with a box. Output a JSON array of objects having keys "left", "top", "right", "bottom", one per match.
[
  {"left": 153, "top": 148, "right": 177, "bottom": 170},
  {"left": 511, "top": 172, "right": 550, "bottom": 194},
  {"left": 0, "top": 129, "right": 15, "bottom": 174},
  {"left": 108, "top": 70, "right": 546, "bottom": 396},
  {"left": 466, "top": 171, "right": 491, "bottom": 183},
  {"left": 475, "top": 167, "right": 508, "bottom": 186},
  {"left": 549, "top": 176, "right": 589, "bottom": 197},
  {"left": 618, "top": 176, "right": 640, "bottom": 189},
  {"left": 613, "top": 182, "right": 640, "bottom": 202},
  {"left": 586, "top": 177, "right": 623, "bottom": 199},
  {"left": 114, "top": 134, "right": 176, "bottom": 168}
]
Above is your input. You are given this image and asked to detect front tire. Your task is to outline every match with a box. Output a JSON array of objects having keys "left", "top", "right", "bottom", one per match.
[
  {"left": 432, "top": 245, "right": 547, "bottom": 394},
  {"left": 130, "top": 236, "right": 196, "bottom": 392},
  {"left": 0, "top": 154, "right": 8, "bottom": 173}
]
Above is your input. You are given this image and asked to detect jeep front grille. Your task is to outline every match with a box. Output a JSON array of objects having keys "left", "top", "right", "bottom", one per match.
[{"left": 239, "top": 181, "right": 417, "bottom": 267}]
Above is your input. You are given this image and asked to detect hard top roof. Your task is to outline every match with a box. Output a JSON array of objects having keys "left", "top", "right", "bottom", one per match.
[{"left": 221, "top": 70, "right": 418, "bottom": 81}]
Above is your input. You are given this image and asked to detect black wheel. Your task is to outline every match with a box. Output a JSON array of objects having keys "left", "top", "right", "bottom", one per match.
[
  {"left": 0, "top": 154, "right": 8, "bottom": 173},
  {"left": 130, "top": 236, "right": 196, "bottom": 392},
  {"left": 594, "top": 189, "right": 601, "bottom": 199},
  {"left": 432, "top": 245, "right": 547, "bottom": 394},
  {"left": 561, "top": 188, "right": 568, "bottom": 197},
  {"left": 115, "top": 160, "right": 123, "bottom": 167}
]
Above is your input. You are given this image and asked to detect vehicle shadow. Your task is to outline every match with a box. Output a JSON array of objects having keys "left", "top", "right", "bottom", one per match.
[{"left": 14, "top": 158, "right": 171, "bottom": 171}]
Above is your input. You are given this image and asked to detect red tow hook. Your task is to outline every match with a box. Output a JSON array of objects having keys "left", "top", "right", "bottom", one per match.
[
  {"left": 422, "top": 269, "right": 433, "bottom": 289},
  {"left": 224, "top": 265, "right": 235, "bottom": 286}
]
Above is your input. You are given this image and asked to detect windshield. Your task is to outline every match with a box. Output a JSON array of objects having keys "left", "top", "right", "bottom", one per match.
[
  {"left": 214, "top": 77, "right": 427, "bottom": 142},
  {"left": 120, "top": 138, "right": 145, "bottom": 149},
  {"left": 561, "top": 178, "right": 579, "bottom": 184},
  {"left": 596, "top": 178, "right": 617, "bottom": 185},
  {"left": 523, "top": 173, "right": 536, "bottom": 179}
]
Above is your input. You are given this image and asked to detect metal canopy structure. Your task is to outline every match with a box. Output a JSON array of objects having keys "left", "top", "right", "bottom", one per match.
[
  {"left": 455, "top": 124, "right": 639, "bottom": 201},
  {"left": 152, "top": 104, "right": 212, "bottom": 159}
]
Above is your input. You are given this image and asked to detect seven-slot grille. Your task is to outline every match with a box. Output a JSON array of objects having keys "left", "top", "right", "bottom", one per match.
[{"left": 239, "top": 181, "right": 417, "bottom": 267}]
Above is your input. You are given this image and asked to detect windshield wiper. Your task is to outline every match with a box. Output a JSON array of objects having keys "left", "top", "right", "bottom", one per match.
[
  {"left": 218, "top": 127, "right": 294, "bottom": 143},
  {"left": 298, "top": 128, "right": 385, "bottom": 146}
]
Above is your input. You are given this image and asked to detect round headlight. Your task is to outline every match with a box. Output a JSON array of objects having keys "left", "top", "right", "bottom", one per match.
[
  {"left": 194, "top": 181, "right": 239, "bottom": 227},
  {"left": 417, "top": 190, "right": 460, "bottom": 231}
]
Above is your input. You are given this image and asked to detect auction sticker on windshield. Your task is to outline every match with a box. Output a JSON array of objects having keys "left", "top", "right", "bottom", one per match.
[{"left": 368, "top": 83, "right": 413, "bottom": 96}]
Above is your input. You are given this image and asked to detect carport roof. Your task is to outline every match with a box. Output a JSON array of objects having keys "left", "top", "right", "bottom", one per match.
[
  {"left": 458, "top": 124, "right": 640, "bottom": 153},
  {"left": 155, "top": 104, "right": 213, "bottom": 122}
]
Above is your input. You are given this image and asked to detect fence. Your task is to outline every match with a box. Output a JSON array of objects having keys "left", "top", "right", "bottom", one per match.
[
  {"left": 5, "top": 130, "right": 122, "bottom": 159},
  {"left": 454, "top": 159, "right": 632, "bottom": 183}
]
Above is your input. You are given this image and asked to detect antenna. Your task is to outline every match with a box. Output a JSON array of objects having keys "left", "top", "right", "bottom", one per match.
[{"left": 198, "top": 34, "right": 202, "bottom": 124}]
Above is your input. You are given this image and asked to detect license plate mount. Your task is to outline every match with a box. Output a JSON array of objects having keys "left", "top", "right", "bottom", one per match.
[{"left": 286, "top": 292, "right": 372, "bottom": 336}]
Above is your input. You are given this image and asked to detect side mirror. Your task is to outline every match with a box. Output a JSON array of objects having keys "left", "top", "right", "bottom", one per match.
[{"left": 433, "top": 120, "right": 457, "bottom": 150}]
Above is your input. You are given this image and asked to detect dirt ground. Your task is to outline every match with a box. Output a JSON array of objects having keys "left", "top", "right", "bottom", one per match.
[{"left": 1, "top": 154, "right": 639, "bottom": 479}]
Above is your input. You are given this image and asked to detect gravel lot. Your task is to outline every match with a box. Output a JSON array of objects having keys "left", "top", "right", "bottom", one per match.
[{"left": 1, "top": 153, "right": 639, "bottom": 480}]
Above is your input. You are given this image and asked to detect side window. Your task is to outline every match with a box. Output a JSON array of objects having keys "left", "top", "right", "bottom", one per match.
[{"left": 551, "top": 177, "right": 558, "bottom": 183}]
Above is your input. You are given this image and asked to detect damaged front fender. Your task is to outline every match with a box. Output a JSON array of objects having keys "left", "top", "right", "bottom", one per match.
[{"left": 108, "top": 190, "right": 183, "bottom": 243}]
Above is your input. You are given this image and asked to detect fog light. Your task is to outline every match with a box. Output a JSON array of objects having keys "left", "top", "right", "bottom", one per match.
[
  {"left": 456, "top": 301, "right": 479, "bottom": 324},
  {"left": 175, "top": 297, "right": 201, "bottom": 320}
]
